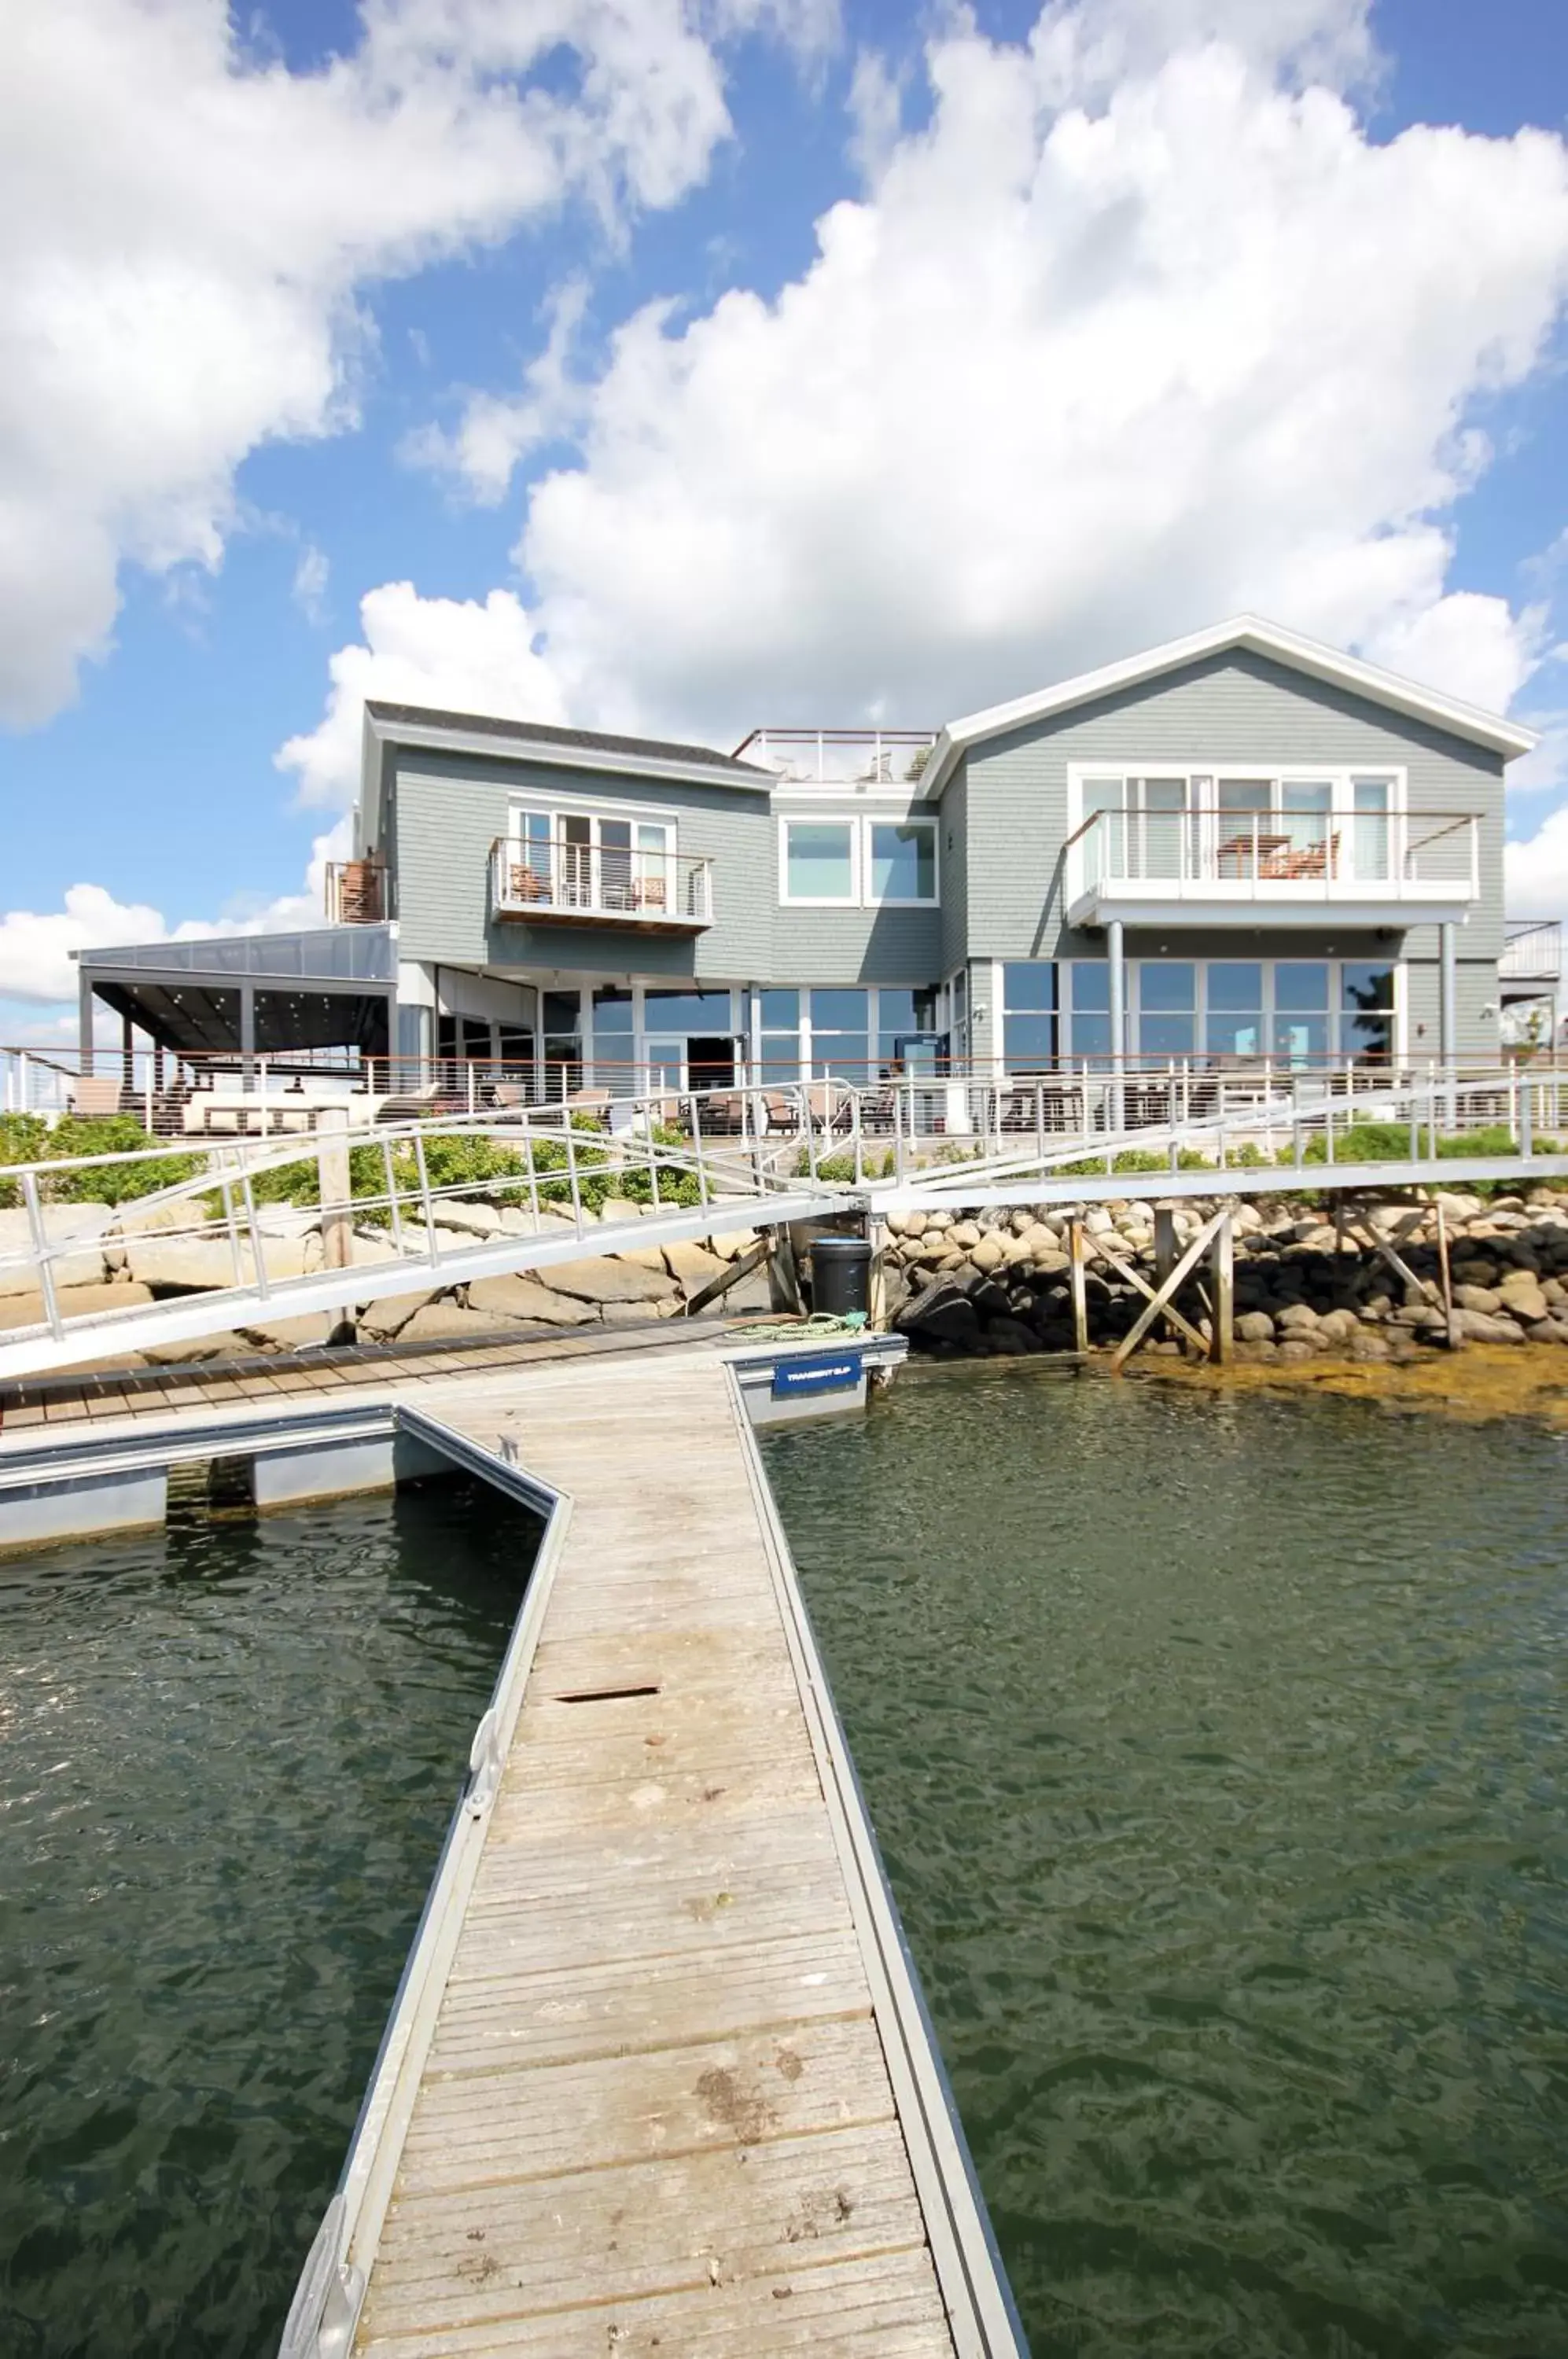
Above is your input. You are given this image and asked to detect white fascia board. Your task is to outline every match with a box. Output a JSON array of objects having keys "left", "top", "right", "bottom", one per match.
[
  {"left": 921, "top": 616, "right": 1538, "bottom": 795},
  {"left": 366, "top": 712, "right": 774, "bottom": 795}
]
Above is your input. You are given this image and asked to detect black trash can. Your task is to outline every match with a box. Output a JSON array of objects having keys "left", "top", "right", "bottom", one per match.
[{"left": 810, "top": 1233, "right": 873, "bottom": 1319}]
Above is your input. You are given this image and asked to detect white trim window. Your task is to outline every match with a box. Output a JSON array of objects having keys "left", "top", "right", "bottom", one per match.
[
  {"left": 510, "top": 801, "right": 675, "bottom": 915},
  {"left": 778, "top": 815, "right": 938, "bottom": 907},
  {"left": 867, "top": 819, "right": 937, "bottom": 906},
  {"left": 781, "top": 817, "right": 858, "bottom": 903}
]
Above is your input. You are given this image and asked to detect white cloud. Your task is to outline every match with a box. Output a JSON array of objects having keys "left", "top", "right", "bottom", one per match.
[
  {"left": 0, "top": 0, "right": 749, "bottom": 727},
  {"left": 276, "top": 581, "right": 569, "bottom": 809},
  {"left": 1505, "top": 799, "right": 1568, "bottom": 923},
  {"left": 427, "top": 0, "right": 1568, "bottom": 739},
  {"left": 292, "top": 543, "right": 330, "bottom": 627},
  {"left": 0, "top": 822, "right": 352, "bottom": 1008}
]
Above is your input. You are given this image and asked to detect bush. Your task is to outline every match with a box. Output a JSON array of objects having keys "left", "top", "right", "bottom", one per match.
[{"left": 0, "top": 1113, "right": 204, "bottom": 1208}]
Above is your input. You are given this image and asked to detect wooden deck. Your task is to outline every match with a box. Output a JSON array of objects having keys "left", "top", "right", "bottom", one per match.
[
  {"left": 351, "top": 1349, "right": 961, "bottom": 2356},
  {"left": 0, "top": 1338, "right": 1018, "bottom": 2354}
]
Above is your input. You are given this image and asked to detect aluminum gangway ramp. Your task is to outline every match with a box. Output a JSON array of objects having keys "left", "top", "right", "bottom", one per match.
[{"left": 293, "top": 1349, "right": 1019, "bottom": 2359}]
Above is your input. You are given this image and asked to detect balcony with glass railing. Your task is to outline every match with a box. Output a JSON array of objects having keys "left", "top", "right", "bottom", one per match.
[
  {"left": 1066, "top": 803, "right": 1481, "bottom": 927},
  {"left": 489, "top": 834, "right": 713, "bottom": 931},
  {"left": 731, "top": 726, "right": 937, "bottom": 786}
]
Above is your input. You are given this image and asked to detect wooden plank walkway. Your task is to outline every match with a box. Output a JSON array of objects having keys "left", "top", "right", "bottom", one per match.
[{"left": 349, "top": 1350, "right": 962, "bottom": 2359}]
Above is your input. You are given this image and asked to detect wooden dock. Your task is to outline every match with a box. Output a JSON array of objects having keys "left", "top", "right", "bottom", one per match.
[{"left": 0, "top": 1337, "right": 1019, "bottom": 2355}]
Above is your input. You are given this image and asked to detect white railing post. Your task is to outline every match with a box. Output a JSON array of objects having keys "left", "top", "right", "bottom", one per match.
[
  {"left": 21, "top": 1170, "right": 63, "bottom": 1340},
  {"left": 411, "top": 1129, "right": 440, "bottom": 1264},
  {"left": 381, "top": 1136, "right": 404, "bottom": 1254},
  {"left": 690, "top": 1091, "right": 710, "bottom": 1208},
  {"left": 237, "top": 1161, "right": 269, "bottom": 1300}
]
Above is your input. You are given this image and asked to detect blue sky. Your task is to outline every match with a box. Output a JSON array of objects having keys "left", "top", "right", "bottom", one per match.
[{"left": 2, "top": 0, "right": 1567, "bottom": 1034}]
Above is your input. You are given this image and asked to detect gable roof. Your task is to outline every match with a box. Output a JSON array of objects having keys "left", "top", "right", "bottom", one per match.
[
  {"left": 363, "top": 701, "right": 774, "bottom": 789},
  {"left": 918, "top": 615, "right": 1538, "bottom": 797}
]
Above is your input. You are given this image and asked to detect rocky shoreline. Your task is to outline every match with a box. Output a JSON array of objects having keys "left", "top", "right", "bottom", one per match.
[
  {"left": 885, "top": 1188, "right": 1568, "bottom": 1363},
  {"left": 9, "top": 1183, "right": 1568, "bottom": 1377}
]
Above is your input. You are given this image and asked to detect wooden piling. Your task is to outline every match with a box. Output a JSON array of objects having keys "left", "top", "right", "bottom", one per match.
[
  {"left": 315, "top": 1106, "right": 353, "bottom": 1273},
  {"left": 1069, "top": 1219, "right": 1089, "bottom": 1355},
  {"left": 1154, "top": 1206, "right": 1177, "bottom": 1339},
  {"left": 1209, "top": 1205, "right": 1234, "bottom": 1365}
]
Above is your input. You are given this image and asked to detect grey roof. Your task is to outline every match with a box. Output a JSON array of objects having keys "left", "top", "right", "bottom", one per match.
[{"left": 366, "top": 701, "right": 772, "bottom": 778}]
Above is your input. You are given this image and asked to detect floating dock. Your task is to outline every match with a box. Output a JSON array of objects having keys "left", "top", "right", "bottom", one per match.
[{"left": 0, "top": 1334, "right": 1022, "bottom": 2357}]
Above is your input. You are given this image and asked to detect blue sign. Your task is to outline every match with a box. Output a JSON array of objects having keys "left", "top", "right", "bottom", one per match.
[{"left": 771, "top": 1350, "right": 863, "bottom": 1399}]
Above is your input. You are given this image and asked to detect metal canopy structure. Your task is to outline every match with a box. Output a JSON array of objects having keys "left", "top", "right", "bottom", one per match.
[{"left": 74, "top": 925, "right": 397, "bottom": 1063}]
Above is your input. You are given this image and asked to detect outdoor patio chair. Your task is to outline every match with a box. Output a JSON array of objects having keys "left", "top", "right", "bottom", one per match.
[{"left": 69, "top": 1076, "right": 123, "bottom": 1117}]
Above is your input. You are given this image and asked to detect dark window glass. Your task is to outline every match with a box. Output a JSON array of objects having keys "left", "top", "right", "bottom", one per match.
[
  {"left": 1068, "top": 963, "right": 1110, "bottom": 1013},
  {"left": 1070, "top": 1011, "right": 1112, "bottom": 1057},
  {"left": 811, "top": 988, "right": 869, "bottom": 1031},
  {"left": 1003, "top": 962, "right": 1056, "bottom": 1013},
  {"left": 1208, "top": 963, "right": 1264, "bottom": 1011},
  {"left": 813, "top": 1036, "right": 870, "bottom": 1080},
  {"left": 1274, "top": 1014, "right": 1330, "bottom": 1061},
  {"left": 1139, "top": 962, "right": 1195, "bottom": 1012},
  {"left": 1205, "top": 1011, "right": 1264, "bottom": 1057},
  {"left": 878, "top": 988, "right": 921, "bottom": 1032},
  {"left": 1275, "top": 962, "right": 1330, "bottom": 1011},
  {"left": 760, "top": 1034, "right": 801, "bottom": 1081},
  {"left": 1004, "top": 1011, "right": 1057, "bottom": 1069},
  {"left": 1342, "top": 962, "right": 1394, "bottom": 1062},
  {"left": 642, "top": 988, "right": 732, "bottom": 1032},
  {"left": 1142, "top": 1013, "right": 1196, "bottom": 1056},
  {"left": 543, "top": 991, "right": 581, "bottom": 1038},
  {"left": 869, "top": 822, "right": 936, "bottom": 901},
  {"left": 759, "top": 988, "right": 798, "bottom": 1028},
  {"left": 591, "top": 987, "right": 634, "bottom": 1032}
]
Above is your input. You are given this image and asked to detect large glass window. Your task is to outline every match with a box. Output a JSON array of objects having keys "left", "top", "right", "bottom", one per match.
[
  {"left": 1342, "top": 962, "right": 1394, "bottom": 1064},
  {"left": 1274, "top": 962, "right": 1331, "bottom": 1063},
  {"left": 1003, "top": 963, "right": 1057, "bottom": 1072},
  {"left": 784, "top": 821, "right": 855, "bottom": 902},
  {"left": 542, "top": 988, "right": 582, "bottom": 1097},
  {"left": 1137, "top": 962, "right": 1195, "bottom": 1057},
  {"left": 1205, "top": 962, "right": 1264, "bottom": 1058},
  {"left": 1066, "top": 962, "right": 1112, "bottom": 1058},
  {"left": 1353, "top": 778, "right": 1392, "bottom": 881},
  {"left": 868, "top": 823, "right": 937, "bottom": 903},
  {"left": 757, "top": 988, "right": 801, "bottom": 1084},
  {"left": 810, "top": 988, "right": 869, "bottom": 1081},
  {"left": 877, "top": 987, "right": 937, "bottom": 1066},
  {"left": 642, "top": 988, "right": 734, "bottom": 1034},
  {"left": 591, "top": 986, "right": 635, "bottom": 1095}
]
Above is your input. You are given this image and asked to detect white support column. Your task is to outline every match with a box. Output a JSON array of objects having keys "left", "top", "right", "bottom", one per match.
[
  {"left": 240, "top": 983, "right": 256, "bottom": 1088},
  {"left": 1439, "top": 921, "right": 1457, "bottom": 1123},
  {"left": 79, "top": 966, "right": 95, "bottom": 1077},
  {"left": 1107, "top": 920, "right": 1126, "bottom": 1130}
]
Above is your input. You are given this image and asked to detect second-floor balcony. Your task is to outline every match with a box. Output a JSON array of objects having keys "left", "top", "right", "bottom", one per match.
[
  {"left": 489, "top": 834, "right": 713, "bottom": 933},
  {"left": 1066, "top": 804, "right": 1481, "bottom": 929},
  {"left": 1500, "top": 918, "right": 1561, "bottom": 984}
]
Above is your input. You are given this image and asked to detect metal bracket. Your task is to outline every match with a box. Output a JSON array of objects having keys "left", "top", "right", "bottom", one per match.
[
  {"left": 465, "top": 1705, "right": 502, "bottom": 1820},
  {"left": 277, "top": 2195, "right": 366, "bottom": 2359}
]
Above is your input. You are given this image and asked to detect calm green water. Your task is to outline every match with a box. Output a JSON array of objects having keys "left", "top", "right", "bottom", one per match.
[
  {"left": 762, "top": 1371, "right": 1568, "bottom": 2358},
  {"left": 0, "top": 1479, "right": 530, "bottom": 2359}
]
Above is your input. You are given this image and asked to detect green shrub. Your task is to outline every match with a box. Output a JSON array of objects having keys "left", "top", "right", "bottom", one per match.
[{"left": 0, "top": 1113, "right": 204, "bottom": 1207}]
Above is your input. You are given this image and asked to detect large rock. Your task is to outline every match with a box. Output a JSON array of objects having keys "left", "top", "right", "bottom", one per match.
[
  {"left": 466, "top": 1275, "right": 597, "bottom": 1327},
  {"left": 124, "top": 1230, "right": 315, "bottom": 1289},
  {"left": 398, "top": 1301, "right": 513, "bottom": 1343},
  {"left": 1276, "top": 1302, "right": 1321, "bottom": 1332},
  {"left": 1453, "top": 1283, "right": 1501, "bottom": 1313},
  {"left": 896, "top": 1279, "right": 981, "bottom": 1348},
  {"left": 540, "top": 1254, "right": 674, "bottom": 1304},
  {"left": 0, "top": 1203, "right": 114, "bottom": 1294},
  {"left": 662, "top": 1240, "right": 729, "bottom": 1288},
  {"left": 985, "top": 1316, "right": 1043, "bottom": 1355},
  {"left": 0, "top": 1278, "right": 154, "bottom": 1332},
  {"left": 1316, "top": 1308, "right": 1362, "bottom": 1345},
  {"left": 430, "top": 1198, "right": 504, "bottom": 1238},
  {"left": 601, "top": 1297, "right": 681, "bottom": 1326},
  {"left": 355, "top": 1290, "right": 439, "bottom": 1339},
  {"left": 1452, "top": 1308, "right": 1526, "bottom": 1344},
  {"left": 238, "top": 1312, "right": 333, "bottom": 1350},
  {"left": 1236, "top": 1311, "right": 1275, "bottom": 1341}
]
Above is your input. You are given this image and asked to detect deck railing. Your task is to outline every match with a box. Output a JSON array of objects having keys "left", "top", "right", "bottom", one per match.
[
  {"left": 324, "top": 859, "right": 388, "bottom": 923},
  {"left": 489, "top": 836, "right": 712, "bottom": 927},
  {"left": 1501, "top": 918, "right": 1562, "bottom": 981},
  {"left": 1069, "top": 805, "right": 1480, "bottom": 901},
  {"left": 731, "top": 726, "right": 937, "bottom": 786},
  {"left": 2, "top": 1065, "right": 1567, "bottom": 1378}
]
